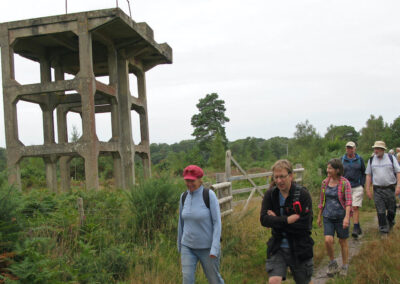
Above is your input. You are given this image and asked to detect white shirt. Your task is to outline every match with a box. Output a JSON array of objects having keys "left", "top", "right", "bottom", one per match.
[{"left": 366, "top": 153, "right": 400, "bottom": 186}]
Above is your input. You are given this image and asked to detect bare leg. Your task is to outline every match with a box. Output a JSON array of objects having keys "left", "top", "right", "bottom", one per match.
[
  {"left": 269, "top": 276, "right": 282, "bottom": 284},
  {"left": 324, "top": 236, "right": 335, "bottom": 261},
  {"left": 339, "top": 238, "right": 349, "bottom": 265}
]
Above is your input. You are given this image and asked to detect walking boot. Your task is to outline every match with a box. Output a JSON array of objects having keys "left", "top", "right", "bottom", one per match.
[{"left": 327, "top": 260, "right": 339, "bottom": 277}]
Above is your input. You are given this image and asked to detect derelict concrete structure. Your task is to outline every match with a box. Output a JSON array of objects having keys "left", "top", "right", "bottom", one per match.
[{"left": 0, "top": 8, "right": 172, "bottom": 191}]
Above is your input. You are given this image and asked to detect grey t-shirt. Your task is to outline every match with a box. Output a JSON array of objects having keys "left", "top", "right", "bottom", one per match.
[{"left": 365, "top": 153, "right": 400, "bottom": 186}]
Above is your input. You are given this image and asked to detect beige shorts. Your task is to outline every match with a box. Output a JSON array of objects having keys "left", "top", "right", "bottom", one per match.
[{"left": 352, "top": 185, "right": 364, "bottom": 207}]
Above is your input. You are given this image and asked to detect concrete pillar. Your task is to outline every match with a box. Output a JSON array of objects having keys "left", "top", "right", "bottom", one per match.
[
  {"left": 117, "top": 54, "right": 135, "bottom": 187},
  {"left": 57, "top": 106, "right": 72, "bottom": 192},
  {"left": 40, "top": 58, "right": 58, "bottom": 192},
  {"left": 137, "top": 70, "right": 151, "bottom": 179},
  {"left": 0, "top": 26, "right": 21, "bottom": 189},
  {"left": 108, "top": 46, "right": 124, "bottom": 188},
  {"left": 77, "top": 19, "right": 99, "bottom": 190},
  {"left": 55, "top": 66, "right": 71, "bottom": 192}
]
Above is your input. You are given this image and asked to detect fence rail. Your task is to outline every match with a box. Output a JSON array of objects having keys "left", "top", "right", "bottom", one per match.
[
  {"left": 213, "top": 150, "right": 304, "bottom": 214},
  {"left": 211, "top": 182, "right": 233, "bottom": 217}
]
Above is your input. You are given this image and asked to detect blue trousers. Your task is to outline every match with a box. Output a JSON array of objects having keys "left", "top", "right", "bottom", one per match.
[{"left": 181, "top": 245, "right": 224, "bottom": 284}]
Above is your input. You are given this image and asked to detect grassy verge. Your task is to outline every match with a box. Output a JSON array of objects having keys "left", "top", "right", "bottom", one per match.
[{"left": 327, "top": 212, "right": 400, "bottom": 284}]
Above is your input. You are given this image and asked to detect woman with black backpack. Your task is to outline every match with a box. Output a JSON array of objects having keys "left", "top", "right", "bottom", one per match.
[{"left": 177, "top": 165, "right": 224, "bottom": 284}]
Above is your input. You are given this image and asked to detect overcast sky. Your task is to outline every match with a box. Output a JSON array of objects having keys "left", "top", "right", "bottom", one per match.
[{"left": 0, "top": 0, "right": 399, "bottom": 147}]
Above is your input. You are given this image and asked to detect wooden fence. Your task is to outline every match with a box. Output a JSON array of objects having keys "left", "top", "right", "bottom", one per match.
[
  {"left": 211, "top": 182, "right": 233, "bottom": 217},
  {"left": 214, "top": 150, "right": 304, "bottom": 214}
]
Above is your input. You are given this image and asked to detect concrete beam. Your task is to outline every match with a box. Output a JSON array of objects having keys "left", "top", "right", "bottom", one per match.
[{"left": 8, "top": 79, "right": 78, "bottom": 96}]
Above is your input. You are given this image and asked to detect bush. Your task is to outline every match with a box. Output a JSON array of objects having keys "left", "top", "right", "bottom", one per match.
[
  {"left": 0, "top": 183, "right": 22, "bottom": 252},
  {"left": 126, "top": 177, "right": 181, "bottom": 242},
  {"left": 9, "top": 237, "right": 72, "bottom": 284}
]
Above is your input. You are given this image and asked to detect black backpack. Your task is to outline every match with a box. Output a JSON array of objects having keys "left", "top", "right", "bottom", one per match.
[
  {"left": 277, "top": 185, "right": 305, "bottom": 215},
  {"left": 181, "top": 188, "right": 210, "bottom": 209}
]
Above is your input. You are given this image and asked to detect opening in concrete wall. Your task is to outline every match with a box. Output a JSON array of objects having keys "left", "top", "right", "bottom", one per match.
[
  {"left": 96, "top": 75, "right": 109, "bottom": 85},
  {"left": 70, "top": 156, "right": 85, "bottom": 182},
  {"left": 95, "top": 112, "right": 112, "bottom": 142},
  {"left": 129, "top": 73, "right": 138, "bottom": 98},
  {"left": 131, "top": 110, "right": 141, "bottom": 144},
  {"left": 67, "top": 112, "right": 82, "bottom": 143},
  {"left": 134, "top": 153, "right": 144, "bottom": 180},
  {"left": 17, "top": 101, "right": 43, "bottom": 146},
  {"left": 98, "top": 153, "right": 114, "bottom": 186},
  {"left": 20, "top": 157, "right": 46, "bottom": 190},
  {"left": 53, "top": 111, "right": 59, "bottom": 144},
  {"left": 14, "top": 54, "right": 41, "bottom": 85},
  {"left": 65, "top": 73, "right": 76, "bottom": 95}
]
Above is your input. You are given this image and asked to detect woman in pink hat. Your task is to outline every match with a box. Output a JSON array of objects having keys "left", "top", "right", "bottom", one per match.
[{"left": 177, "top": 165, "right": 224, "bottom": 284}]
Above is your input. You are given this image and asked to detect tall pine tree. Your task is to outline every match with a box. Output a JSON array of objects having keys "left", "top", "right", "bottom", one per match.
[{"left": 191, "top": 93, "right": 230, "bottom": 155}]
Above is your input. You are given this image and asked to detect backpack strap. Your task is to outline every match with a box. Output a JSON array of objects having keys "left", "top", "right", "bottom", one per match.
[
  {"left": 203, "top": 188, "right": 210, "bottom": 209},
  {"left": 181, "top": 188, "right": 210, "bottom": 209},
  {"left": 321, "top": 180, "right": 327, "bottom": 208},
  {"left": 292, "top": 186, "right": 301, "bottom": 203},
  {"left": 388, "top": 154, "right": 397, "bottom": 178},
  {"left": 181, "top": 191, "right": 188, "bottom": 208},
  {"left": 369, "top": 156, "right": 374, "bottom": 181}
]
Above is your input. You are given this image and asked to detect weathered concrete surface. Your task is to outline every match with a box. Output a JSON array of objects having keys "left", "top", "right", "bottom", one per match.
[{"left": 0, "top": 8, "right": 172, "bottom": 191}]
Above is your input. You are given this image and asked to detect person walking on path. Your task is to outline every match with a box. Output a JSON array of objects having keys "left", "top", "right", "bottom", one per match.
[
  {"left": 365, "top": 141, "right": 400, "bottom": 237},
  {"left": 260, "top": 159, "right": 314, "bottom": 284},
  {"left": 341, "top": 141, "right": 366, "bottom": 238},
  {"left": 317, "top": 158, "right": 352, "bottom": 277},
  {"left": 178, "top": 165, "right": 224, "bottom": 284}
]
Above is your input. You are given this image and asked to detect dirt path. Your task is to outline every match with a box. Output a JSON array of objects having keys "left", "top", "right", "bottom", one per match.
[{"left": 311, "top": 216, "right": 378, "bottom": 284}]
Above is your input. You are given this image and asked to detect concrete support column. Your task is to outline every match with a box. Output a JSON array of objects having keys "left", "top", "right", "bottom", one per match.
[
  {"left": 0, "top": 27, "right": 21, "bottom": 189},
  {"left": 117, "top": 55, "right": 135, "bottom": 187},
  {"left": 108, "top": 46, "right": 123, "bottom": 188},
  {"left": 137, "top": 70, "right": 151, "bottom": 179},
  {"left": 40, "top": 58, "right": 58, "bottom": 192},
  {"left": 77, "top": 19, "right": 99, "bottom": 190},
  {"left": 55, "top": 66, "right": 71, "bottom": 192},
  {"left": 57, "top": 106, "right": 72, "bottom": 192}
]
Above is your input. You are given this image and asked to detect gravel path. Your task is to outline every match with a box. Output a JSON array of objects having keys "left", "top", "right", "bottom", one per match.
[{"left": 311, "top": 216, "right": 378, "bottom": 284}]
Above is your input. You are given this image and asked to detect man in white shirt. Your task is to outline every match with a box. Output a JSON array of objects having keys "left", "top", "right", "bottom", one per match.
[{"left": 365, "top": 141, "right": 400, "bottom": 236}]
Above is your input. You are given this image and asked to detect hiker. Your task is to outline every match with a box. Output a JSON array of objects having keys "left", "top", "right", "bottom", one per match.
[
  {"left": 177, "top": 165, "right": 224, "bottom": 284},
  {"left": 397, "top": 148, "right": 400, "bottom": 207},
  {"left": 317, "top": 158, "right": 352, "bottom": 277},
  {"left": 260, "top": 159, "right": 314, "bottom": 284},
  {"left": 396, "top": 148, "right": 400, "bottom": 163},
  {"left": 365, "top": 141, "right": 400, "bottom": 236},
  {"left": 341, "top": 141, "right": 366, "bottom": 238}
]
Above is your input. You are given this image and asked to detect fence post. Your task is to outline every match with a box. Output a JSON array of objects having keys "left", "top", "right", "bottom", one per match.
[
  {"left": 216, "top": 173, "right": 226, "bottom": 183},
  {"left": 225, "top": 150, "right": 232, "bottom": 182},
  {"left": 77, "top": 197, "right": 85, "bottom": 228}
]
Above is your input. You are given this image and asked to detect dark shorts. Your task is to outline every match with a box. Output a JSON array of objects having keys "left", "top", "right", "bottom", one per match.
[
  {"left": 265, "top": 248, "right": 313, "bottom": 284},
  {"left": 323, "top": 216, "right": 349, "bottom": 239}
]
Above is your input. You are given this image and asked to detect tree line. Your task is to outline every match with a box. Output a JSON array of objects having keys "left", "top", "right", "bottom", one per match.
[{"left": 0, "top": 93, "right": 399, "bottom": 188}]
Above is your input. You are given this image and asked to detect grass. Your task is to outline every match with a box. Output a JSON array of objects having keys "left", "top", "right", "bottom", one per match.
[
  {"left": 2, "top": 176, "right": 399, "bottom": 283},
  {"left": 326, "top": 212, "right": 400, "bottom": 284}
]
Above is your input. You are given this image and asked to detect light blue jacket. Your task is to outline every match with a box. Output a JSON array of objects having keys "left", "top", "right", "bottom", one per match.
[{"left": 177, "top": 185, "right": 222, "bottom": 257}]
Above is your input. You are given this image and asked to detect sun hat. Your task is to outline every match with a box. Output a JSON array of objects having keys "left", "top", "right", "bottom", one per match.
[
  {"left": 372, "top": 141, "right": 387, "bottom": 150},
  {"left": 183, "top": 165, "right": 204, "bottom": 180},
  {"left": 346, "top": 141, "right": 356, "bottom": 148}
]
